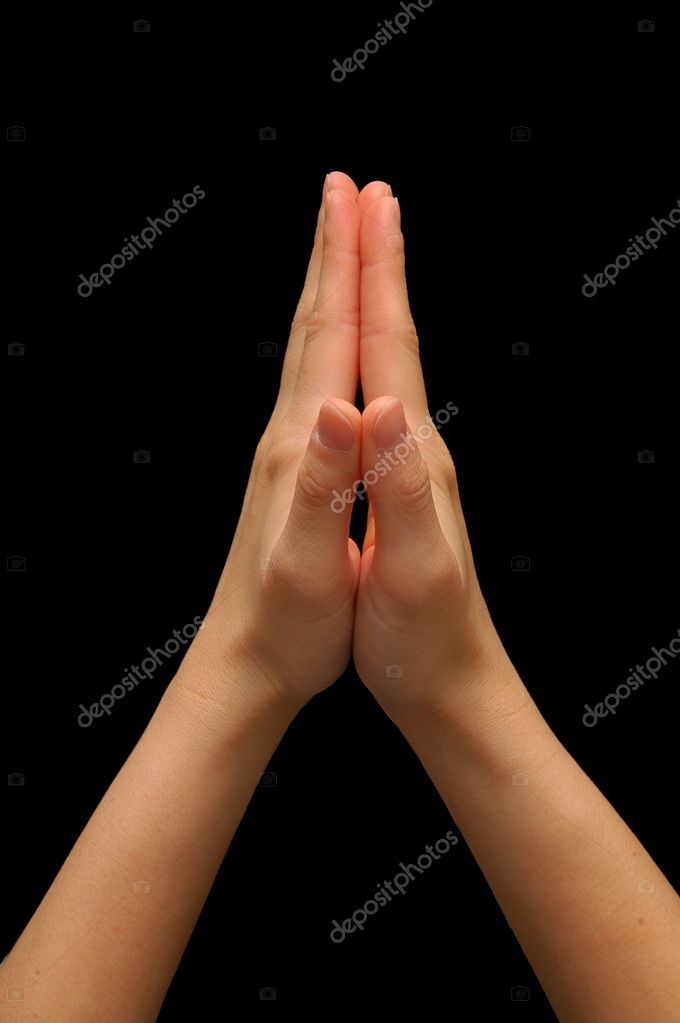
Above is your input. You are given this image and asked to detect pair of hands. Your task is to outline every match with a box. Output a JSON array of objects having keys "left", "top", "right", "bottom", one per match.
[{"left": 189, "top": 172, "right": 502, "bottom": 722}]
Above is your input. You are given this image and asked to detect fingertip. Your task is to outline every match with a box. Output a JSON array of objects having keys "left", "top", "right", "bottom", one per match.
[
  {"left": 358, "top": 180, "right": 393, "bottom": 212},
  {"left": 373, "top": 398, "right": 407, "bottom": 451},
  {"left": 362, "top": 395, "right": 402, "bottom": 436},
  {"left": 361, "top": 194, "right": 401, "bottom": 239},
  {"left": 318, "top": 400, "right": 356, "bottom": 451},
  {"left": 325, "top": 397, "right": 362, "bottom": 430},
  {"left": 325, "top": 171, "right": 360, "bottom": 200},
  {"left": 325, "top": 188, "right": 363, "bottom": 236}
]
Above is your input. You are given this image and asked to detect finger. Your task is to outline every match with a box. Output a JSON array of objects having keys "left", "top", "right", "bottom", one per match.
[
  {"left": 357, "top": 180, "right": 392, "bottom": 213},
  {"left": 277, "top": 399, "right": 362, "bottom": 567},
  {"left": 292, "top": 188, "right": 362, "bottom": 417},
  {"left": 359, "top": 195, "right": 428, "bottom": 424},
  {"left": 361, "top": 396, "right": 448, "bottom": 570},
  {"left": 279, "top": 172, "right": 359, "bottom": 408}
]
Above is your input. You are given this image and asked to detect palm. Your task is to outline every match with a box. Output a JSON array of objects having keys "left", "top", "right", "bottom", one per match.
[
  {"left": 209, "top": 173, "right": 369, "bottom": 702},
  {"left": 349, "top": 187, "right": 480, "bottom": 705}
]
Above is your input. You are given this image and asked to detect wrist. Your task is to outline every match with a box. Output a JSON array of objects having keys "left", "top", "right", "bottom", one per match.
[
  {"left": 167, "top": 628, "right": 305, "bottom": 750},
  {"left": 386, "top": 658, "right": 561, "bottom": 826},
  {"left": 383, "top": 632, "right": 532, "bottom": 745}
]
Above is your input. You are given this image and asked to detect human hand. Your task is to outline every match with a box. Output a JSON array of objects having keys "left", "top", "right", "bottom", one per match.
[
  {"left": 181, "top": 172, "right": 372, "bottom": 711},
  {"left": 351, "top": 190, "right": 509, "bottom": 719}
]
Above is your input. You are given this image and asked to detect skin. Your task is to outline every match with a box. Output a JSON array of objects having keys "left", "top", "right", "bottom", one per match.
[{"left": 2, "top": 172, "right": 680, "bottom": 1022}]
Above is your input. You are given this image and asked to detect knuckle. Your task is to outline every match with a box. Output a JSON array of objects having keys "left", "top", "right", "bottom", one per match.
[
  {"left": 435, "top": 450, "right": 459, "bottom": 491},
  {"left": 396, "top": 461, "right": 433, "bottom": 508},
  {"left": 305, "top": 305, "right": 360, "bottom": 344},
  {"left": 267, "top": 545, "right": 350, "bottom": 610},
  {"left": 253, "top": 434, "right": 270, "bottom": 468},
  {"left": 401, "top": 322, "right": 420, "bottom": 350},
  {"left": 391, "top": 548, "right": 458, "bottom": 607},
  {"left": 305, "top": 568, "right": 351, "bottom": 609},
  {"left": 260, "top": 436, "right": 299, "bottom": 483},
  {"left": 427, "top": 549, "right": 460, "bottom": 597},
  {"left": 362, "top": 322, "right": 419, "bottom": 351},
  {"left": 296, "top": 457, "right": 334, "bottom": 508},
  {"left": 424, "top": 436, "right": 458, "bottom": 492},
  {"left": 290, "top": 302, "right": 313, "bottom": 336},
  {"left": 264, "top": 549, "right": 300, "bottom": 596},
  {"left": 445, "top": 463, "right": 459, "bottom": 498}
]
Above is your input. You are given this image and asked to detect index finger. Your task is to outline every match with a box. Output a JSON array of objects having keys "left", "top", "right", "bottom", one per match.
[
  {"left": 359, "top": 195, "right": 429, "bottom": 424},
  {"left": 280, "top": 172, "right": 360, "bottom": 406},
  {"left": 291, "top": 187, "right": 362, "bottom": 420}
]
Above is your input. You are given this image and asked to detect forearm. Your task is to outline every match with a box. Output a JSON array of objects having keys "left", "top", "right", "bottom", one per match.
[
  {"left": 2, "top": 645, "right": 300, "bottom": 1021},
  {"left": 389, "top": 652, "right": 680, "bottom": 1023}
]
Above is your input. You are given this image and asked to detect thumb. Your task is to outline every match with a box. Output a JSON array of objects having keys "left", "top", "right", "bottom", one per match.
[
  {"left": 361, "top": 396, "right": 446, "bottom": 567},
  {"left": 279, "top": 399, "right": 362, "bottom": 564}
]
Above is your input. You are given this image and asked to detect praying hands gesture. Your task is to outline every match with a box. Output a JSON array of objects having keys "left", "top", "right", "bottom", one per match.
[{"left": 4, "top": 173, "right": 680, "bottom": 1023}]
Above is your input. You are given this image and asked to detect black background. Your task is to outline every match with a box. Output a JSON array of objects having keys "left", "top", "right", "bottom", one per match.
[{"left": 4, "top": 4, "right": 679, "bottom": 1019}]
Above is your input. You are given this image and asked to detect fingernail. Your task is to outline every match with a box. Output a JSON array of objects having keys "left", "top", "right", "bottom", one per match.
[
  {"left": 323, "top": 173, "right": 331, "bottom": 198},
  {"left": 318, "top": 401, "right": 354, "bottom": 451},
  {"left": 374, "top": 399, "right": 408, "bottom": 451},
  {"left": 384, "top": 183, "right": 393, "bottom": 196},
  {"left": 326, "top": 188, "right": 339, "bottom": 208}
]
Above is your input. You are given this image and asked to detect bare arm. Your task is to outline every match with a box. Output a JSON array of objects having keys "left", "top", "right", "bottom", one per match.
[
  {"left": 2, "top": 649, "right": 299, "bottom": 1020},
  {"left": 391, "top": 657, "right": 680, "bottom": 1022},
  {"left": 351, "top": 186, "right": 680, "bottom": 1021},
  {"left": 2, "top": 170, "right": 370, "bottom": 1020}
]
